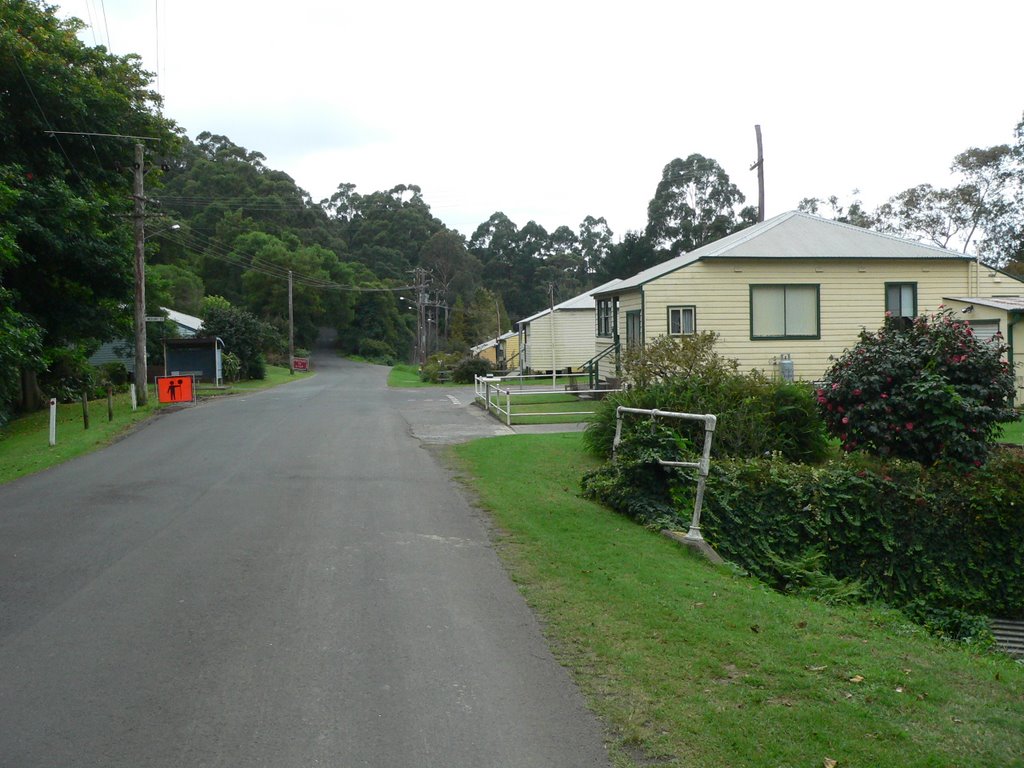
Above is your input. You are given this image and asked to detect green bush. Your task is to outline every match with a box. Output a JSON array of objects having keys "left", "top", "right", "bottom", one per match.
[
  {"left": 452, "top": 356, "right": 492, "bottom": 383},
  {"left": 38, "top": 347, "right": 95, "bottom": 403},
  {"left": 221, "top": 351, "right": 241, "bottom": 382},
  {"left": 200, "top": 298, "right": 279, "bottom": 380},
  {"left": 421, "top": 352, "right": 462, "bottom": 383},
  {"left": 818, "top": 309, "right": 1017, "bottom": 467},
  {"left": 356, "top": 338, "right": 396, "bottom": 365},
  {"left": 585, "top": 332, "right": 829, "bottom": 464},
  {"left": 584, "top": 374, "right": 829, "bottom": 464}
]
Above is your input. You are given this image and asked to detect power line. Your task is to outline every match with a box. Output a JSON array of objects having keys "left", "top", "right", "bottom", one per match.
[
  {"left": 45, "top": 130, "right": 161, "bottom": 142},
  {"left": 99, "top": 0, "right": 111, "bottom": 52},
  {"left": 159, "top": 229, "right": 413, "bottom": 293},
  {"left": 3, "top": 34, "right": 91, "bottom": 189}
]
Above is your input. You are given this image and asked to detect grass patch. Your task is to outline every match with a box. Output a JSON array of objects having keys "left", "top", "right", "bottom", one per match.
[
  {"left": 387, "top": 363, "right": 465, "bottom": 388},
  {"left": 483, "top": 392, "right": 598, "bottom": 424},
  {"left": 0, "top": 365, "right": 308, "bottom": 485},
  {"left": 451, "top": 433, "right": 1024, "bottom": 767},
  {"left": 0, "top": 390, "right": 159, "bottom": 484},
  {"left": 997, "top": 416, "right": 1024, "bottom": 445}
]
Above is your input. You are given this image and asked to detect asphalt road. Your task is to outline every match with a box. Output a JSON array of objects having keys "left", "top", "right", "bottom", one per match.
[{"left": 0, "top": 357, "right": 611, "bottom": 767}]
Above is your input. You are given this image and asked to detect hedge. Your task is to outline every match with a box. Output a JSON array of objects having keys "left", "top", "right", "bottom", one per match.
[{"left": 582, "top": 448, "right": 1024, "bottom": 622}]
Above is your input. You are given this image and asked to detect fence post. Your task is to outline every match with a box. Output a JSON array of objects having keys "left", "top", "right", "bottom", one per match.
[
  {"left": 506, "top": 388, "right": 511, "bottom": 426},
  {"left": 81, "top": 390, "right": 89, "bottom": 430},
  {"left": 48, "top": 398, "right": 57, "bottom": 446},
  {"left": 107, "top": 385, "right": 114, "bottom": 422}
]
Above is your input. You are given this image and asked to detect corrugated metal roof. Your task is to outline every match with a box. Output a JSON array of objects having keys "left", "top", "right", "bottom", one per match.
[
  {"left": 594, "top": 211, "right": 978, "bottom": 294},
  {"left": 945, "top": 296, "right": 1024, "bottom": 311},
  {"left": 517, "top": 278, "right": 623, "bottom": 325},
  {"left": 161, "top": 307, "right": 203, "bottom": 334}
]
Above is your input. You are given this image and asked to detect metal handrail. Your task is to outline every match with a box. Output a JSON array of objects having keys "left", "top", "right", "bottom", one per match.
[
  {"left": 613, "top": 407, "right": 717, "bottom": 544},
  {"left": 582, "top": 342, "right": 618, "bottom": 389}
]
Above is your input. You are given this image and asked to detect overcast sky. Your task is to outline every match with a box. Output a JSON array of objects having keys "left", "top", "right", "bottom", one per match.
[{"left": 59, "top": 0, "right": 1023, "bottom": 241}]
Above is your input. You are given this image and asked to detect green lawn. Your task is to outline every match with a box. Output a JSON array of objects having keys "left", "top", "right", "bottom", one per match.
[
  {"left": 387, "top": 363, "right": 465, "bottom": 388},
  {"left": 481, "top": 392, "right": 599, "bottom": 424},
  {"left": 0, "top": 365, "right": 309, "bottom": 485},
  {"left": 452, "top": 433, "right": 1024, "bottom": 768},
  {"left": 997, "top": 416, "right": 1024, "bottom": 444}
]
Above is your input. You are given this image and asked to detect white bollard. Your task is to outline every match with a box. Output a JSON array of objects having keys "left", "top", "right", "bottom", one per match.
[
  {"left": 48, "top": 398, "right": 57, "bottom": 446},
  {"left": 129, "top": 382, "right": 137, "bottom": 411}
]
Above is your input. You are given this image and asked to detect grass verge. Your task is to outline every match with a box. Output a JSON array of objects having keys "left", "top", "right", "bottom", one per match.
[
  {"left": 387, "top": 363, "right": 463, "bottom": 388},
  {"left": 451, "top": 432, "right": 1024, "bottom": 768},
  {"left": 0, "top": 365, "right": 308, "bottom": 485},
  {"left": 997, "top": 416, "right": 1024, "bottom": 444}
]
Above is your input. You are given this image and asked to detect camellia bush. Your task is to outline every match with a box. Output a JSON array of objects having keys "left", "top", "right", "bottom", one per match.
[{"left": 818, "top": 309, "right": 1017, "bottom": 467}]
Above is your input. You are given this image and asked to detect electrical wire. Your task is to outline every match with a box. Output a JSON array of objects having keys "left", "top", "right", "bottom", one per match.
[
  {"left": 99, "top": 0, "right": 112, "bottom": 52},
  {"left": 159, "top": 228, "right": 413, "bottom": 293},
  {"left": 2, "top": 29, "right": 91, "bottom": 190}
]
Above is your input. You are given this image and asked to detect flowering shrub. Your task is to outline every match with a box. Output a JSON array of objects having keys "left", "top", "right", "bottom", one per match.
[{"left": 818, "top": 309, "right": 1017, "bottom": 467}]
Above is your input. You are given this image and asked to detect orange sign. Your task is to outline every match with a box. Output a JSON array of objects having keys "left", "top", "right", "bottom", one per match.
[{"left": 157, "top": 375, "right": 194, "bottom": 404}]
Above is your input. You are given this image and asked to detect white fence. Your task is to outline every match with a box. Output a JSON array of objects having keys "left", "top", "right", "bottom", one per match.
[{"left": 474, "top": 374, "right": 620, "bottom": 426}]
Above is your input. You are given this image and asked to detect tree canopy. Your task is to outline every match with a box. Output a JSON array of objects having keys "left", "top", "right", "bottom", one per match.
[{"left": 1, "top": 0, "right": 179, "bottom": 409}]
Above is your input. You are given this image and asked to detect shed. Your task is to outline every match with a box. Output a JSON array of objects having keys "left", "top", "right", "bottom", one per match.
[
  {"left": 517, "top": 278, "right": 622, "bottom": 373},
  {"left": 163, "top": 337, "right": 224, "bottom": 385}
]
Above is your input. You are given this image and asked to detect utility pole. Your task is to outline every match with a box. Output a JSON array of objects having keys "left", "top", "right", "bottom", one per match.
[
  {"left": 132, "top": 142, "right": 148, "bottom": 405},
  {"left": 411, "top": 268, "right": 429, "bottom": 366},
  {"left": 751, "top": 125, "right": 765, "bottom": 222},
  {"left": 549, "top": 283, "right": 556, "bottom": 388},
  {"left": 288, "top": 269, "right": 295, "bottom": 374}
]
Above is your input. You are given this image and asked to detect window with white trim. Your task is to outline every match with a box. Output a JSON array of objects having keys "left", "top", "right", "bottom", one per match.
[
  {"left": 596, "top": 297, "right": 616, "bottom": 337},
  {"left": 668, "top": 305, "right": 695, "bottom": 336},
  {"left": 750, "top": 285, "right": 819, "bottom": 339}
]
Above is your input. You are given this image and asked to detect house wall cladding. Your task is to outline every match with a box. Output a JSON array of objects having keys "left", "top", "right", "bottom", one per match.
[
  {"left": 524, "top": 311, "right": 596, "bottom": 372},
  {"left": 636, "top": 257, "right": 1009, "bottom": 382}
]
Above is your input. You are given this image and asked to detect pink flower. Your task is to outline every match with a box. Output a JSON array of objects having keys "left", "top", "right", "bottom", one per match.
[
  {"left": 880, "top": 393, "right": 888, "bottom": 399},
  {"left": 852, "top": 388, "right": 862, "bottom": 396},
  {"left": 842, "top": 416, "right": 850, "bottom": 425},
  {"left": 905, "top": 422, "right": 914, "bottom": 431}
]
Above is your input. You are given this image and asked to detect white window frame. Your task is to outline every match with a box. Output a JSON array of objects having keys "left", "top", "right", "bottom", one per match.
[{"left": 667, "top": 305, "right": 696, "bottom": 336}]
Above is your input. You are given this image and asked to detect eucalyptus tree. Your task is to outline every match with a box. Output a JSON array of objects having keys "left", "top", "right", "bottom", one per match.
[{"left": 645, "top": 154, "right": 755, "bottom": 257}]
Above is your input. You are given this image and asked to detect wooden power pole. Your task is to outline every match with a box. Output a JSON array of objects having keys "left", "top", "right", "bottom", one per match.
[
  {"left": 132, "top": 142, "right": 149, "bottom": 405},
  {"left": 751, "top": 125, "right": 765, "bottom": 222},
  {"left": 288, "top": 269, "right": 295, "bottom": 374}
]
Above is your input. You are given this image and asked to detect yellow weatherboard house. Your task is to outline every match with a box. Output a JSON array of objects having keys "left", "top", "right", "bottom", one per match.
[{"left": 591, "top": 211, "right": 1024, "bottom": 400}]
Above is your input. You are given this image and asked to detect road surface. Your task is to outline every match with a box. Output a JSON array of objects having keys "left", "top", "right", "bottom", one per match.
[{"left": 0, "top": 357, "right": 610, "bottom": 767}]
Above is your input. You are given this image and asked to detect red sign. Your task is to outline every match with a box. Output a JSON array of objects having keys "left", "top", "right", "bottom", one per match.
[
  {"left": 156, "top": 375, "right": 194, "bottom": 404},
  {"left": 292, "top": 357, "right": 309, "bottom": 371}
]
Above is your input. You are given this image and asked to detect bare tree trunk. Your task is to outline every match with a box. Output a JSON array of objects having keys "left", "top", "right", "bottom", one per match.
[{"left": 19, "top": 367, "right": 44, "bottom": 412}]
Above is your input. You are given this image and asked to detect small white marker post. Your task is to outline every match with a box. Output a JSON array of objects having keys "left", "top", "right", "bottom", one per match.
[
  {"left": 129, "top": 382, "right": 137, "bottom": 411},
  {"left": 48, "top": 398, "right": 57, "bottom": 446}
]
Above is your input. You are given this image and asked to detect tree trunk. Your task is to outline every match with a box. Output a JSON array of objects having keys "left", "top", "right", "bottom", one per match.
[{"left": 19, "top": 367, "right": 44, "bottom": 412}]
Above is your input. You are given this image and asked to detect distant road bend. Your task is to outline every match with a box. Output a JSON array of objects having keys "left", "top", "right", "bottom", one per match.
[{"left": 0, "top": 356, "right": 611, "bottom": 767}]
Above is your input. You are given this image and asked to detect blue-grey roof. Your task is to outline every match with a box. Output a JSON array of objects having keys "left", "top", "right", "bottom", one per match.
[
  {"left": 518, "top": 278, "right": 623, "bottom": 325},
  {"left": 593, "top": 211, "right": 977, "bottom": 295}
]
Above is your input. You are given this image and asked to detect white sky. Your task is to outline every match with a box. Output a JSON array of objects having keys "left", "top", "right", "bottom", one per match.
[{"left": 59, "top": 0, "right": 1024, "bottom": 241}]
